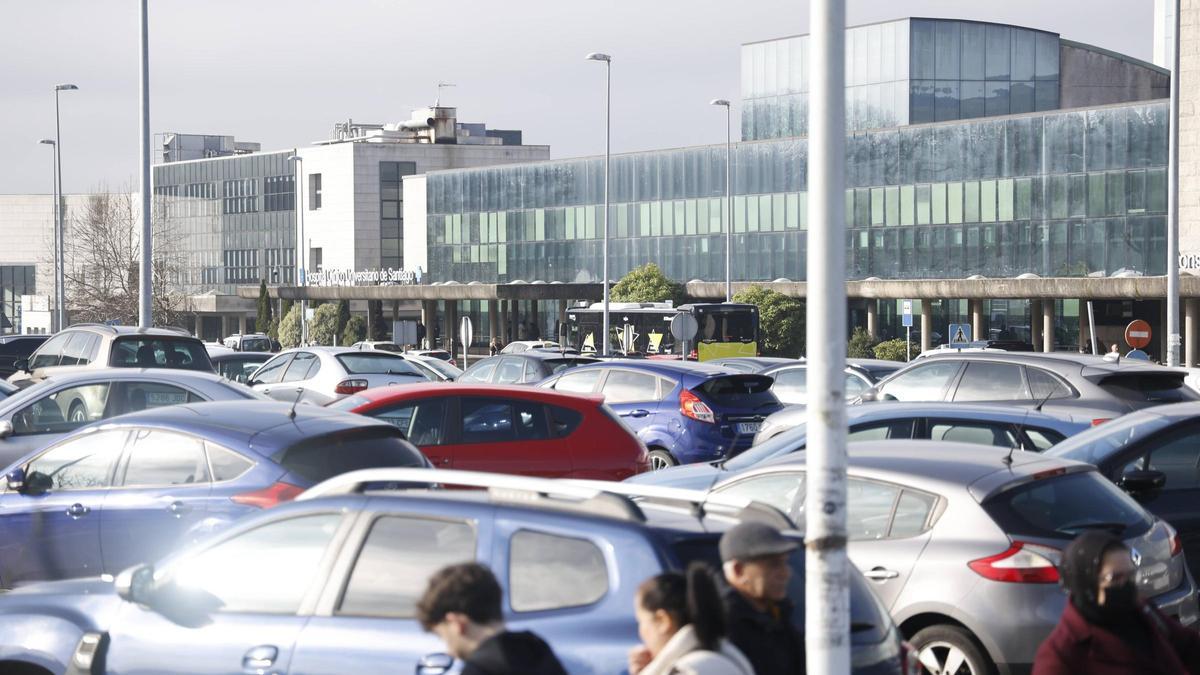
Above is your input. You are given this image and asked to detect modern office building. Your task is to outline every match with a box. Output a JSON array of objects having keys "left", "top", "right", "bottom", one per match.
[
  {"left": 152, "top": 106, "right": 549, "bottom": 340},
  {"left": 401, "top": 17, "right": 1189, "bottom": 356}
]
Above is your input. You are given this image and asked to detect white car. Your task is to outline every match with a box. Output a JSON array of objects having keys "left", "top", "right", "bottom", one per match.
[
  {"left": 350, "top": 341, "right": 403, "bottom": 353},
  {"left": 248, "top": 346, "right": 430, "bottom": 404},
  {"left": 500, "top": 340, "right": 560, "bottom": 354}
]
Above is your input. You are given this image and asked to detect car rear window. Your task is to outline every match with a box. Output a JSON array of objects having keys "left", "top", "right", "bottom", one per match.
[
  {"left": 336, "top": 353, "right": 423, "bottom": 377},
  {"left": 1099, "top": 373, "right": 1200, "bottom": 404},
  {"left": 240, "top": 337, "right": 272, "bottom": 352},
  {"left": 698, "top": 375, "right": 778, "bottom": 405},
  {"left": 544, "top": 358, "right": 599, "bottom": 375},
  {"left": 423, "top": 351, "right": 452, "bottom": 361},
  {"left": 326, "top": 395, "right": 372, "bottom": 411},
  {"left": 110, "top": 337, "right": 214, "bottom": 372},
  {"left": 982, "top": 470, "right": 1154, "bottom": 541},
  {"left": 273, "top": 426, "right": 428, "bottom": 483}
]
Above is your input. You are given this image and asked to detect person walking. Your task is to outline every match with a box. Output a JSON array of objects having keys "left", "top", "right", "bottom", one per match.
[
  {"left": 417, "top": 562, "right": 568, "bottom": 675},
  {"left": 719, "top": 522, "right": 804, "bottom": 675},
  {"left": 627, "top": 563, "right": 754, "bottom": 675},
  {"left": 489, "top": 338, "right": 501, "bottom": 356},
  {"left": 1033, "top": 530, "right": 1200, "bottom": 675}
]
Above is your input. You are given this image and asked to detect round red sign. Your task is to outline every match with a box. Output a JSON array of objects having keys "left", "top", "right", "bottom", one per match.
[{"left": 1125, "top": 320, "right": 1152, "bottom": 349}]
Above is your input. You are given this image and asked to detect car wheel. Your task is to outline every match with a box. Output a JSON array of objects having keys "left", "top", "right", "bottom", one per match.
[
  {"left": 648, "top": 449, "right": 677, "bottom": 471},
  {"left": 910, "top": 625, "right": 993, "bottom": 675},
  {"left": 68, "top": 401, "right": 88, "bottom": 424}
]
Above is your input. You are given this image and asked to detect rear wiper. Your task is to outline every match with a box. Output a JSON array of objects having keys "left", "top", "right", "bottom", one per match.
[
  {"left": 1055, "top": 521, "right": 1128, "bottom": 535},
  {"left": 850, "top": 622, "right": 876, "bottom": 633}
]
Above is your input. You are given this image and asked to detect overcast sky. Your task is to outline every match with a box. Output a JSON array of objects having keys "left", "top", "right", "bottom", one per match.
[{"left": 0, "top": 0, "right": 1157, "bottom": 194}]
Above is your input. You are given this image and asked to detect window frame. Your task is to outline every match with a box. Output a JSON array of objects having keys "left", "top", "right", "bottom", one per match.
[
  {"left": 507, "top": 527, "right": 611, "bottom": 613},
  {"left": 23, "top": 428, "right": 131, "bottom": 492},
  {"left": 114, "top": 428, "right": 212, "bottom": 489},
  {"left": 596, "top": 367, "right": 663, "bottom": 404}
]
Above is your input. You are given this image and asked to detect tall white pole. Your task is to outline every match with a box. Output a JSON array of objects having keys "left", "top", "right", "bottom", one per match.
[
  {"left": 805, "top": 0, "right": 849, "bottom": 673},
  {"left": 1167, "top": 0, "right": 1182, "bottom": 366},
  {"left": 725, "top": 105, "right": 733, "bottom": 303},
  {"left": 41, "top": 140, "right": 60, "bottom": 332},
  {"left": 603, "top": 59, "right": 611, "bottom": 355},
  {"left": 138, "top": 0, "right": 152, "bottom": 328},
  {"left": 289, "top": 154, "right": 308, "bottom": 345},
  {"left": 54, "top": 93, "right": 65, "bottom": 331}
]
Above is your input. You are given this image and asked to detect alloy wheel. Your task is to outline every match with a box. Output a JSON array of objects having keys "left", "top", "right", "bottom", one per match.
[{"left": 917, "top": 641, "right": 976, "bottom": 675}]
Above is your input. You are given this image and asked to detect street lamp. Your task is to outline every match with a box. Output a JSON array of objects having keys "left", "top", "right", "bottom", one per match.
[
  {"left": 586, "top": 52, "right": 611, "bottom": 355},
  {"left": 38, "top": 139, "right": 59, "bottom": 332},
  {"left": 53, "top": 84, "right": 78, "bottom": 331},
  {"left": 711, "top": 99, "right": 733, "bottom": 303},
  {"left": 287, "top": 154, "right": 307, "bottom": 345}
]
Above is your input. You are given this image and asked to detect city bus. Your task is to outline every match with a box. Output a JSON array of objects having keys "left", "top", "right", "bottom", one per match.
[{"left": 563, "top": 302, "right": 759, "bottom": 360}]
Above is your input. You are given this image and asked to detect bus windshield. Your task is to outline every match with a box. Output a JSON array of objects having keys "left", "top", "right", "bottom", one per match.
[{"left": 696, "top": 310, "right": 756, "bottom": 343}]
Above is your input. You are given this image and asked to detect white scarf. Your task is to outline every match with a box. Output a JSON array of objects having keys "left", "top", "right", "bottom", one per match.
[{"left": 638, "top": 625, "right": 755, "bottom": 675}]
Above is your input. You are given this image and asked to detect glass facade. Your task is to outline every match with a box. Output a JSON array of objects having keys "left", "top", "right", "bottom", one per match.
[
  {"left": 154, "top": 151, "right": 297, "bottom": 295},
  {"left": 741, "top": 19, "right": 1060, "bottom": 140},
  {"left": 425, "top": 101, "right": 1168, "bottom": 286},
  {"left": 380, "top": 161, "right": 417, "bottom": 269},
  {"left": 0, "top": 266, "right": 35, "bottom": 335}
]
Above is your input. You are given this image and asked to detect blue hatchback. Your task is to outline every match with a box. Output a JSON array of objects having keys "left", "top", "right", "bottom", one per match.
[
  {"left": 0, "top": 400, "right": 429, "bottom": 588},
  {"left": 539, "top": 360, "right": 783, "bottom": 469}
]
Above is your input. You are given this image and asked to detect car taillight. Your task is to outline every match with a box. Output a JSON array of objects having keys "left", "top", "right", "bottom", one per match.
[
  {"left": 335, "top": 378, "right": 369, "bottom": 395},
  {"left": 231, "top": 482, "right": 304, "bottom": 508},
  {"left": 1092, "top": 418, "right": 1112, "bottom": 426},
  {"left": 1165, "top": 523, "right": 1184, "bottom": 556},
  {"left": 679, "top": 389, "right": 715, "bottom": 423},
  {"left": 968, "top": 541, "right": 1061, "bottom": 583}
]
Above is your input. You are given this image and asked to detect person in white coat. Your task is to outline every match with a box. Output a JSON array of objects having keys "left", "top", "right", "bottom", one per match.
[{"left": 628, "top": 563, "right": 756, "bottom": 675}]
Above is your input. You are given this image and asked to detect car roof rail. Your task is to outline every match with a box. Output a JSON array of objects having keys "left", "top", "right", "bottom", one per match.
[
  {"left": 66, "top": 323, "right": 118, "bottom": 334},
  {"left": 562, "top": 479, "right": 795, "bottom": 530},
  {"left": 297, "top": 468, "right": 646, "bottom": 522}
]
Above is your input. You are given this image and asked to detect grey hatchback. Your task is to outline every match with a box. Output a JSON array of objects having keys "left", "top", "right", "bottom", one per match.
[
  {"left": 710, "top": 441, "right": 1199, "bottom": 675},
  {"left": 861, "top": 352, "right": 1198, "bottom": 423}
]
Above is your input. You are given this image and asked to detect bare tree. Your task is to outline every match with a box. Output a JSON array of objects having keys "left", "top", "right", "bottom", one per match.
[{"left": 55, "top": 187, "right": 192, "bottom": 327}]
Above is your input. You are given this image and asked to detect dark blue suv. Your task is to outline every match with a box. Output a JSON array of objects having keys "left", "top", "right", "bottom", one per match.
[
  {"left": 539, "top": 360, "right": 783, "bottom": 469},
  {"left": 0, "top": 470, "right": 903, "bottom": 675},
  {"left": 0, "top": 401, "right": 429, "bottom": 588}
]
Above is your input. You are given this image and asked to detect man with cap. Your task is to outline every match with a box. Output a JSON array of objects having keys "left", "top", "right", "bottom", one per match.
[{"left": 720, "top": 521, "right": 806, "bottom": 675}]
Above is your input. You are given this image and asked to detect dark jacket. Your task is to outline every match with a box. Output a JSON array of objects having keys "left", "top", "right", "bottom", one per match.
[
  {"left": 722, "top": 585, "right": 805, "bottom": 675},
  {"left": 1033, "top": 601, "right": 1200, "bottom": 675},
  {"left": 461, "top": 630, "right": 568, "bottom": 675}
]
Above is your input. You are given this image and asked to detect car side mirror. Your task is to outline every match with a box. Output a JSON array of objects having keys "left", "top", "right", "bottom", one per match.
[
  {"left": 6, "top": 467, "right": 25, "bottom": 491},
  {"left": 0, "top": 420, "right": 13, "bottom": 439},
  {"left": 1120, "top": 469, "right": 1166, "bottom": 494},
  {"left": 858, "top": 389, "right": 878, "bottom": 403},
  {"left": 21, "top": 470, "right": 52, "bottom": 496},
  {"left": 416, "top": 653, "right": 455, "bottom": 675},
  {"left": 246, "top": 379, "right": 261, "bottom": 387},
  {"left": 13, "top": 358, "right": 27, "bottom": 373},
  {"left": 115, "top": 564, "right": 156, "bottom": 605}
]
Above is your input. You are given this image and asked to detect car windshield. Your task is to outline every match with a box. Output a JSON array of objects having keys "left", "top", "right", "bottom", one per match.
[
  {"left": 241, "top": 337, "right": 272, "bottom": 352},
  {"left": 336, "top": 353, "right": 423, "bottom": 376},
  {"left": 416, "top": 357, "right": 462, "bottom": 379},
  {"left": 696, "top": 311, "right": 755, "bottom": 343},
  {"left": 544, "top": 358, "right": 598, "bottom": 375},
  {"left": 982, "top": 470, "right": 1154, "bottom": 540},
  {"left": 215, "top": 379, "right": 272, "bottom": 400},
  {"left": 722, "top": 425, "right": 806, "bottom": 471},
  {"left": 369, "top": 343, "right": 402, "bottom": 352},
  {"left": 1045, "top": 411, "right": 1176, "bottom": 465},
  {"left": 111, "top": 337, "right": 214, "bottom": 372},
  {"left": 326, "top": 395, "right": 372, "bottom": 411}
]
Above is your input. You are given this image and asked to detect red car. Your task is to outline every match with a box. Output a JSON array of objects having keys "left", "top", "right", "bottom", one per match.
[{"left": 328, "top": 383, "right": 650, "bottom": 480}]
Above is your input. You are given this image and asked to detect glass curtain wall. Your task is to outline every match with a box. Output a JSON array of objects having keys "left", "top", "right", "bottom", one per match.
[{"left": 426, "top": 101, "right": 1168, "bottom": 287}]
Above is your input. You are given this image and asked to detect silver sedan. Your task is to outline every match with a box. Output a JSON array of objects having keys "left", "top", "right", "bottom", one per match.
[{"left": 249, "top": 346, "right": 429, "bottom": 405}]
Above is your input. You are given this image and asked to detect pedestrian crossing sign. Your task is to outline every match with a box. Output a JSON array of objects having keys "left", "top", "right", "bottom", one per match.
[{"left": 949, "top": 323, "right": 972, "bottom": 346}]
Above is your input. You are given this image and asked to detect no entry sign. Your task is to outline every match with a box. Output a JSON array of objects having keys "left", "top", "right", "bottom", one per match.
[{"left": 1125, "top": 320, "right": 1152, "bottom": 349}]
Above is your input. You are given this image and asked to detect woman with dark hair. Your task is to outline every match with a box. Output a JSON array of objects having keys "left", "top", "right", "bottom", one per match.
[
  {"left": 628, "top": 563, "right": 754, "bottom": 675},
  {"left": 1034, "top": 530, "right": 1200, "bottom": 675}
]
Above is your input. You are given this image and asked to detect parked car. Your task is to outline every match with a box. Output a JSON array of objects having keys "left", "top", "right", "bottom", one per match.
[
  {"left": 222, "top": 333, "right": 273, "bottom": 352},
  {"left": 1045, "top": 401, "right": 1200, "bottom": 581},
  {"left": 249, "top": 347, "right": 429, "bottom": 405},
  {"left": 0, "top": 335, "right": 50, "bottom": 379},
  {"left": 210, "top": 351, "right": 273, "bottom": 384},
  {"left": 0, "top": 369, "right": 266, "bottom": 469},
  {"left": 350, "top": 340, "right": 403, "bottom": 352},
  {"left": 409, "top": 348, "right": 456, "bottom": 367},
  {"left": 404, "top": 353, "right": 462, "bottom": 382},
  {"left": 709, "top": 441, "right": 1199, "bottom": 675},
  {"left": 501, "top": 339, "right": 561, "bottom": 353},
  {"left": 0, "top": 381, "right": 17, "bottom": 402},
  {"left": 8, "top": 325, "right": 214, "bottom": 386},
  {"left": 860, "top": 352, "right": 1199, "bottom": 423},
  {"left": 759, "top": 359, "right": 906, "bottom": 406},
  {"left": 629, "top": 401, "right": 1090, "bottom": 491},
  {"left": 539, "top": 360, "right": 783, "bottom": 469},
  {"left": 705, "top": 356, "right": 798, "bottom": 372},
  {"left": 0, "top": 470, "right": 906, "bottom": 675},
  {"left": 0, "top": 400, "right": 430, "bottom": 588},
  {"left": 329, "top": 383, "right": 649, "bottom": 479},
  {"left": 458, "top": 351, "right": 600, "bottom": 385}
]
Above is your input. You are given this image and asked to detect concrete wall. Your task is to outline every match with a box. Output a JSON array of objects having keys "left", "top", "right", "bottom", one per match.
[
  {"left": 0, "top": 193, "right": 100, "bottom": 317},
  {"left": 1060, "top": 40, "right": 1170, "bottom": 109}
]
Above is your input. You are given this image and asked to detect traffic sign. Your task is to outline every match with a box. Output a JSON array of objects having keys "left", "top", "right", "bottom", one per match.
[
  {"left": 670, "top": 313, "right": 699, "bottom": 342},
  {"left": 1125, "top": 320, "right": 1152, "bottom": 349},
  {"left": 460, "top": 316, "right": 474, "bottom": 347},
  {"left": 902, "top": 300, "right": 913, "bottom": 328},
  {"left": 948, "top": 323, "right": 972, "bottom": 346}
]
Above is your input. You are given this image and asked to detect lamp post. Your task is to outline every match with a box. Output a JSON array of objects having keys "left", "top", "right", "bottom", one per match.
[
  {"left": 38, "top": 139, "right": 59, "bottom": 332},
  {"left": 54, "top": 84, "right": 78, "bottom": 330},
  {"left": 288, "top": 154, "right": 307, "bottom": 345},
  {"left": 1167, "top": 0, "right": 1182, "bottom": 366},
  {"left": 586, "top": 52, "right": 611, "bottom": 355},
  {"left": 711, "top": 99, "right": 733, "bottom": 303}
]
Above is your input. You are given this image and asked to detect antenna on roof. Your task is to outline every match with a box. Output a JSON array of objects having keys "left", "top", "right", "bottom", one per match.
[
  {"left": 435, "top": 82, "right": 456, "bottom": 107},
  {"left": 288, "top": 387, "right": 304, "bottom": 420},
  {"left": 1007, "top": 385, "right": 1058, "bottom": 465}
]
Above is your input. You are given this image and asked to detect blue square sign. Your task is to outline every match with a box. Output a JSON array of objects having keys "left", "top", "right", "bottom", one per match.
[{"left": 948, "top": 323, "right": 972, "bottom": 345}]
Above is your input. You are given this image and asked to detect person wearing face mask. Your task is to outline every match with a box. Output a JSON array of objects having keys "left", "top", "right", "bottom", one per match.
[{"left": 1033, "top": 530, "right": 1200, "bottom": 675}]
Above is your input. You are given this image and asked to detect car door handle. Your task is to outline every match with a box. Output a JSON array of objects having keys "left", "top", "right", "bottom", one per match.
[
  {"left": 242, "top": 645, "right": 278, "bottom": 675},
  {"left": 623, "top": 409, "right": 651, "bottom": 418},
  {"left": 439, "top": 457, "right": 450, "bottom": 465},
  {"left": 260, "top": 388, "right": 272, "bottom": 395},
  {"left": 864, "top": 566, "right": 899, "bottom": 581},
  {"left": 167, "top": 501, "right": 192, "bottom": 517},
  {"left": 66, "top": 503, "right": 90, "bottom": 518}
]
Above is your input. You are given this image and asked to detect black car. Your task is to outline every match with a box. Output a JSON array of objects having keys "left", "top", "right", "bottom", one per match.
[
  {"left": 1046, "top": 401, "right": 1200, "bottom": 580},
  {"left": 458, "top": 351, "right": 601, "bottom": 385},
  {"left": 211, "top": 351, "right": 274, "bottom": 384},
  {"left": 0, "top": 335, "right": 50, "bottom": 379}
]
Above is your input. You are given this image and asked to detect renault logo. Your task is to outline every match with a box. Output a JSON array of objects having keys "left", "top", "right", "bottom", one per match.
[{"left": 1131, "top": 547, "right": 1143, "bottom": 567}]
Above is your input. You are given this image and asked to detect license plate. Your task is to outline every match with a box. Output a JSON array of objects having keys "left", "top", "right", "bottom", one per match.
[{"left": 736, "top": 422, "right": 761, "bottom": 435}]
